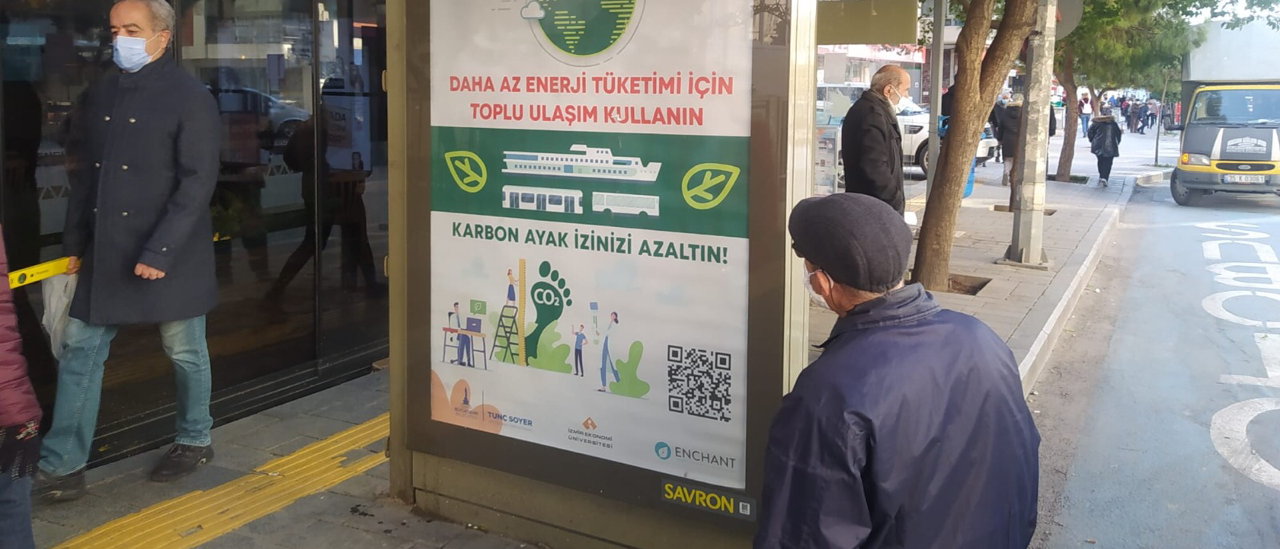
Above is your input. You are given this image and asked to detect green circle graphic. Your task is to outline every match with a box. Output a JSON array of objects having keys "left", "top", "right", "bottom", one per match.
[{"left": 534, "top": 0, "right": 639, "bottom": 58}]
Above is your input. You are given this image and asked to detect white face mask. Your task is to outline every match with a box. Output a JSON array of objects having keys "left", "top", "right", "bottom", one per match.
[
  {"left": 888, "top": 87, "right": 908, "bottom": 113},
  {"left": 114, "top": 34, "right": 159, "bottom": 73},
  {"left": 804, "top": 267, "right": 832, "bottom": 311}
]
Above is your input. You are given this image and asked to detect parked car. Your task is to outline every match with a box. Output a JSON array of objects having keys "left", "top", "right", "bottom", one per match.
[
  {"left": 821, "top": 97, "right": 999, "bottom": 188},
  {"left": 206, "top": 86, "right": 311, "bottom": 147}
]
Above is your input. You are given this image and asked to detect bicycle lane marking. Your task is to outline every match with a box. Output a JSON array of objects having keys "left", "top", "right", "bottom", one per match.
[{"left": 1194, "top": 221, "right": 1280, "bottom": 492}]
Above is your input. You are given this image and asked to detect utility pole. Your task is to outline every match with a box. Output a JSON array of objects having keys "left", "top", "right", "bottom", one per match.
[
  {"left": 1004, "top": 0, "right": 1058, "bottom": 268},
  {"left": 926, "top": 0, "right": 946, "bottom": 199}
]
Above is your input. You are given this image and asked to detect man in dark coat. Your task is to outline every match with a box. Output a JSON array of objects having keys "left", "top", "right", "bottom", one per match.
[
  {"left": 34, "top": 0, "right": 220, "bottom": 502},
  {"left": 841, "top": 65, "right": 908, "bottom": 215},
  {"left": 756, "top": 193, "right": 1040, "bottom": 549}
]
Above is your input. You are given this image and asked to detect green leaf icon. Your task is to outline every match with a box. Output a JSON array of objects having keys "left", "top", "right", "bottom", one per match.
[
  {"left": 445, "top": 151, "right": 487, "bottom": 193},
  {"left": 682, "top": 163, "right": 741, "bottom": 210}
]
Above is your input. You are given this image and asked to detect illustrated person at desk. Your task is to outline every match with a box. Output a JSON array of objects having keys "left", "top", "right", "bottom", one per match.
[{"left": 449, "top": 302, "right": 472, "bottom": 367}]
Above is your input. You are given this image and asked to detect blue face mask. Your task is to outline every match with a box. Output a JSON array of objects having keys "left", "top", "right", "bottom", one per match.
[{"left": 113, "top": 35, "right": 158, "bottom": 73}]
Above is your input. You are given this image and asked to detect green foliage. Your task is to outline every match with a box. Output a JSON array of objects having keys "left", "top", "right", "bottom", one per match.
[
  {"left": 608, "top": 341, "right": 650, "bottom": 398},
  {"left": 527, "top": 321, "right": 573, "bottom": 374}
]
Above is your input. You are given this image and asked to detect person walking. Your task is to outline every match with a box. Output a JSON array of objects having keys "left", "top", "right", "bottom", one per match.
[
  {"left": 1078, "top": 95, "right": 1094, "bottom": 137},
  {"left": 572, "top": 325, "right": 587, "bottom": 377},
  {"left": 0, "top": 232, "right": 40, "bottom": 549},
  {"left": 1088, "top": 109, "right": 1123, "bottom": 187},
  {"left": 34, "top": 0, "right": 221, "bottom": 503},
  {"left": 756, "top": 193, "right": 1040, "bottom": 549},
  {"left": 988, "top": 93, "right": 1010, "bottom": 163},
  {"left": 841, "top": 65, "right": 909, "bottom": 215},
  {"left": 1137, "top": 102, "right": 1150, "bottom": 134},
  {"left": 998, "top": 95, "right": 1025, "bottom": 186}
]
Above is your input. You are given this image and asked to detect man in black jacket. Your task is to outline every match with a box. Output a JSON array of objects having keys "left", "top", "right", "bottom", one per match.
[
  {"left": 34, "top": 0, "right": 221, "bottom": 502},
  {"left": 757, "top": 194, "right": 1040, "bottom": 549},
  {"left": 841, "top": 65, "right": 909, "bottom": 215}
]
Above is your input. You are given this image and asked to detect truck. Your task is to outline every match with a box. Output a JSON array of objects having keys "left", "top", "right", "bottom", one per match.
[{"left": 1171, "top": 21, "right": 1280, "bottom": 206}]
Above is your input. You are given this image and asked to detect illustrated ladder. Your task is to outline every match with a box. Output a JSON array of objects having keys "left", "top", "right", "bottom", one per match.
[{"left": 491, "top": 305, "right": 521, "bottom": 363}]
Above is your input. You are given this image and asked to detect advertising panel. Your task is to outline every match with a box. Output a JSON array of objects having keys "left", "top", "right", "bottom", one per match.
[{"left": 429, "top": 0, "right": 753, "bottom": 489}]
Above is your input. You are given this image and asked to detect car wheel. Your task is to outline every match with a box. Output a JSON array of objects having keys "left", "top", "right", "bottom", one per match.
[
  {"left": 916, "top": 143, "right": 929, "bottom": 176},
  {"left": 1170, "top": 173, "right": 1204, "bottom": 206}
]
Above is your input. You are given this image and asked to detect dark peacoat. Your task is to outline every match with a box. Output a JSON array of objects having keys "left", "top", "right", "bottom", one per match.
[
  {"left": 64, "top": 53, "right": 220, "bottom": 326},
  {"left": 841, "top": 91, "right": 905, "bottom": 215}
]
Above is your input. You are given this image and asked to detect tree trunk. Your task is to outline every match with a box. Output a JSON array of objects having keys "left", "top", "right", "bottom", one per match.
[
  {"left": 1054, "top": 44, "right": 1079, "bottom": 182},
  {"left": 913, "top": 0, "right": 1038, "bottom": 291}
]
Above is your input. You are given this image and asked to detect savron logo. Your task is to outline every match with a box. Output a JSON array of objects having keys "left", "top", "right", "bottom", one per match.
[
  {"left": 682, "top": 164, "right": 742, "bottom": 211},
  {"left": 661, "top": 479, "right": 756, "bottom": 520},
  {"left": 444, "top": 151, "right": 487, "bottom": 193},
  {"left": 521, "top": 0, "right": 645, "bottom": 67}
]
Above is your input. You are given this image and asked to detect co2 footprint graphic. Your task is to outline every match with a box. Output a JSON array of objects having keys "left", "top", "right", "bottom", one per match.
[{"left": 526, "top": 261, "right": 572, "bottom": 360}]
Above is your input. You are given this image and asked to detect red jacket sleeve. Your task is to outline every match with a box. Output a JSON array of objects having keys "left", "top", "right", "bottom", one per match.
[{"left": 0, "top": 228, "right": 40, "bottom": 429}]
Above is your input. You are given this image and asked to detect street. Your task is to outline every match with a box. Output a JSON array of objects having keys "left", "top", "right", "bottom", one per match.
[{"left": 1033, "top": 182, "right": 1280, "bottom": 548}]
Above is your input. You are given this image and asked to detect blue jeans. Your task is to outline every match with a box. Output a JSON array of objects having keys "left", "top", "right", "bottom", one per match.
[
  {"left": 40, "top": 316, "right": 213, "bottom": 476},
  {"left": 0, "top": 474, "right": 34, "bottom": 549},
  {"left": 599, "top": 339, "right": 619, "bottom": 387},
  {"left": 1080, "top": 114, "right": 1091, "bottom": 137}
]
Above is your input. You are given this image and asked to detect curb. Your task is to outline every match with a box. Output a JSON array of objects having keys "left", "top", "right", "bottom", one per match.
[
  {"left": 1017, "top": 174, "right": 1138, "bottom": 395},
  {"left": 1132, "top": 168, "right": 1173, "bottom": 186}
]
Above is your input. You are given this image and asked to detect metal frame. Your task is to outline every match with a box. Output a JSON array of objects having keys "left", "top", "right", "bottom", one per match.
[{"left": 393, "top": 0, "right": 818, "bottom": 535}]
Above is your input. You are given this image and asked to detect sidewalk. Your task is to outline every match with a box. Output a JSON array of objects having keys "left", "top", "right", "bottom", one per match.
[
  {"left": 31, "top": 369, "right": 525, "bottom": 549},
  {"left": 816, "top": 134, "right": 1169, "bottom": 390}
]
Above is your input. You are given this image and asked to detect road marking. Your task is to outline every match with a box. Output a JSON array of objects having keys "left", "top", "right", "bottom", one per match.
[
  {"left": 1196, "top": 222, "right": 1271, "bottom": 240},
  {"left": 55, "top": 413, "right": 390, "bottom": 549},
  {"left": 1202, "top": 291, "right": 1280, "bottom": 329},
  {"left": 1211, "top": 398, "right": 1280, "bottom": 492},
  {"left": 1203, "top": 240, "right": 1280, "bottom": 264},
  {"left": 1206, "top": 262, "right": 1280, "bottom": 290},
  {"left": 1221, "top": 333, "right": 1280, "bottom": 388}
]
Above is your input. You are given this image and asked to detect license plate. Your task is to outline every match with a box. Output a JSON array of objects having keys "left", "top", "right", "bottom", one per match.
[{"left": 1224, "top": 174, "right": 1267, "bottom": 184}]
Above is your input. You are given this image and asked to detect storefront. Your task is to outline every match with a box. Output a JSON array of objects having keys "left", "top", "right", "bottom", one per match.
[{"left": 0, "top": 0, "right": 389, "bottom": 464}]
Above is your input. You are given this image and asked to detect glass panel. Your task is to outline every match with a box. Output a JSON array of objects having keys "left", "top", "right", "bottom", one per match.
[
  {"left": 316, "top": 0, "right": 389, "bottom": 356},
  {"left": 177, "top": 0, "right": 319, "bottom": 390},
  {"left": 0, "top": 0, "right": 323, "bottom": 435}
]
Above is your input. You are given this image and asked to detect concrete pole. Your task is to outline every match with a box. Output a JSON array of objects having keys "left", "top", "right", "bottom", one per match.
[
  {"left": 1005, "top": 0, "right": 1058, "bottom": 267},
  {"left": 926, "top": 0, "right": 946, "bottom": 198}
]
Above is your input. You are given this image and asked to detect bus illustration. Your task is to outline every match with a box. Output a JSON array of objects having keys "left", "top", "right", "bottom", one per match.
[
  {"left": 591, "top": 192, "right": 660, "bottom": 217},
  {"left": 501, "top": 186, "right": 585, "bottom": 215},
  {"left": 502, "top": 145, "right": 662, "bottom": 182}
]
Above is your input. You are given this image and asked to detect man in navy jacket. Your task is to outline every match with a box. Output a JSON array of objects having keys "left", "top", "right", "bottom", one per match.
[{"left": 756, "top": 194, "right": 1040, "bottom": 549}]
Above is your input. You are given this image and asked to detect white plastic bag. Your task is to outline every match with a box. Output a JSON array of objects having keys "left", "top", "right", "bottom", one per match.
[{"left": 41, "top": 274, "right": 77, "bottom": 360}]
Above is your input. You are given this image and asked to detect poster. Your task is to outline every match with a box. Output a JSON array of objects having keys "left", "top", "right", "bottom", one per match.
[{"left": 429, "top": 0, "right": 753, "bottom": 489}]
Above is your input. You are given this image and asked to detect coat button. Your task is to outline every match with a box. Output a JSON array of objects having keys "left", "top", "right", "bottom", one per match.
[
  {"left": 122, "top": 212, "right": 129, "bottom": 217},
  {"left": 92, "top": 208, "right": 97, "bottom": 213},
  {"left": 162, "top": 247, "right": 168, "bottom": 252},
  {"left": 122, "top": 165, "right": 129, "bottom": 170},
  {"left": 129, "top": 118, "right": 137, "bottom": 124},
  {"left": 94, "top": 162, "right": 101, "bottom": 168},
  {"left": 104, "top": 116, "right": 111, "bottom": 122}
]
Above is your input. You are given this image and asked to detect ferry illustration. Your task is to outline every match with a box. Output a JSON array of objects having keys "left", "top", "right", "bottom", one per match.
[{"left": 502, "top": 145, "right": 662, "bottom": 182}]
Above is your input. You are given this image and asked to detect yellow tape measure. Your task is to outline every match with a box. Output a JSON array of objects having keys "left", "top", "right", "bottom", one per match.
[{"left": 9, "top": 257, "right": 71, "bottom": 289}]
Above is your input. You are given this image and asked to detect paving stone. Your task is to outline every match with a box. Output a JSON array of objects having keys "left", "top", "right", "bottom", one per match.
[
  {"left": 443, "top": 529, "right": 532, "bottom": 549},
  {"left": 327, "top": 499, "right": 467, "bottom": 546},
  {"left": 329, "top": 473, "right": 391, "bottom": 500},
  {"left": 266, "top": 435, "right": 321, "bottom": 457},
  {"left": 33, "top": 493, "right": 140, "bottom": 529},
  {"left": 211, "top": 414, "right": 283, "bottom": 443},
  {"left": 259, "top": 519, "right": 407, "bottom": 549},
  {"left": 235, "top": 414, "right": 353, "bottom": 450},
  {"left": 32, "top": 517, "right": 83, "bottom": 547},
  {"left": 344, "top": 369, "right": 392, "bottom": 394},
  {"left": 209, "top": 442, "right": 277, "bottom": 473},
  {"left": 366, "top": 460, "right": 392, "bottom": 480},
  {"left": 194, "top": 532, "right": 287, "bottom": 549},
  {"left": 312, "top": 398, "right": 390, "bottom": 425}
]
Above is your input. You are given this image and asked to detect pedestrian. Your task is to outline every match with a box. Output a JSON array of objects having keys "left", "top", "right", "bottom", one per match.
[
  {"left": 991, "top": 91, "right": 1012, "bottom": 163},
  {"left": 34, "top": 0, "right": 220, "bottom": 503},
  {"left": 1146, "top": 100, "right": 1159, "bottom": 131},
  {"left": 841, "top": 65, "right": 909, "bottom": 215},
  {"left": 1137, "top": 102, "right": 1150, "bottom": 134},
  {"left": 756, "top": 193, "right": 1040, "bottom": 549},
  {"left": 0, "top": 232, "right": 40, "bottom": 549},
  {"left": 1078, "top": 95, "right": 1093, "bottom": 137},
  {"left": 1088, "top": 109, "right": 1122, "bottom": 187},
  {"left": 998, "top": 94, "right": 1025, "bottom": 186}
]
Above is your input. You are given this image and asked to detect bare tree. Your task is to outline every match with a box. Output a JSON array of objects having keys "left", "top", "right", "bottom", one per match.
[{"left": 912, "top": 0, "right": 1038, "bottom": 290}]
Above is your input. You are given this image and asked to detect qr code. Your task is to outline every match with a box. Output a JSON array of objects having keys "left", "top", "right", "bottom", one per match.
[{"left": 667, "top": 346, "right": 732, "bottom": 422}]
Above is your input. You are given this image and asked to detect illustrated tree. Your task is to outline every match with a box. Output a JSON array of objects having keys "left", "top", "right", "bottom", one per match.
[{"left": 913, "top": 0, "right": 1039, "bottom": 290}]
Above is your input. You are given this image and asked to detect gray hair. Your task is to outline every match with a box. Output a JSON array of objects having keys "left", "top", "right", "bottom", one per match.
[
  {"left": 870, "top": 65, "right": 907, "bottom": 94},
  {"left": 116, "top": 0, "right": 176, "bottom": 33}
]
